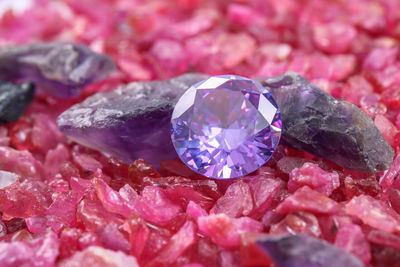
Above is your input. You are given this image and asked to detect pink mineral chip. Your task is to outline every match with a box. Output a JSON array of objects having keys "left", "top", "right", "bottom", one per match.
[{"left": 0, "top": 0, "right": 399, "bottom": 266}]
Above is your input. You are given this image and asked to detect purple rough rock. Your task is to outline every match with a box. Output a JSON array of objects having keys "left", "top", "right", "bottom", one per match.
[
  {"left": 257, "top": 71, "right": 394, "bottom": 173},
  {"left": 257, "top": 234, "right": 365, "bottom": 267},
  {"left": 58, "top": 72, "right": 393, "bottom": 171},
  {"left": 0, "top": 42, "right": 115, "bottom": 98},
  {"left": 57, "top": 73, "right": 207, "bottom": 167}
]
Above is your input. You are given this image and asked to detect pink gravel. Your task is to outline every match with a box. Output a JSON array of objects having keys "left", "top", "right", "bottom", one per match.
[{"left": 0, "top": 0, "right": 400, "bottom": 266}]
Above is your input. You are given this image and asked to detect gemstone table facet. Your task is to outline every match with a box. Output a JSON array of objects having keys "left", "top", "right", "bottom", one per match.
[{"left": 171, "top": 75, "right": 282, "bottom": 179}]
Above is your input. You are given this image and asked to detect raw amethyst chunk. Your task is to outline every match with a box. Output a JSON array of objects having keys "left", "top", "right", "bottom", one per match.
[
  {"left": 256, "top": 234, "right": 365, "bottom": 267},
  {"left": 257, "top": 71, "right": 394, "bottom": 172},
  {"left": 0, "top": 81, "right": 35, "bottom": 124},
  {"left": 57, "top": 73, "right": 207, "bottom": 167},
  {"left": 0, "top": 42, "right": 115, "bottom": 98},
  {"left": 58, "top": 72, "right": 392, "bottom": 171}
]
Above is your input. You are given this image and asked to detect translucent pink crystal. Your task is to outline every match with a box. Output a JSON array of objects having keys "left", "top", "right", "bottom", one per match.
[
  {"left": 363, "top": 47, "right": 398, "bottom": 71},
  {"left": 0, "top": 170, "right": 18, "bottom": 189},
  {"left": 0, "top": 181, "right": 51, "bottom": 218},
  {"left": 312, "top": 22, "right": 357, "bottom": 54},
  {"left": 374, "top": 114, "right": 398, "bottom": 146},
  {"left": 334, "top": 224, "right": 371, "bottom": 263},
  {"left": 97, "top": 224, "right": 131, "bottom": 253},
  {"left": 0, "top": 147, "right": 43, "bottom": 179},
  {"left": 288, "top": 163, "right": 340, "bottom": 196},
  {"left": 1, "top": 0, "right": 400, "bottom": 266},
  {"left": 345, "top": 195, "right": 400, "bottom": 233},
  {"left": 211, "top": 181, "right": 253, "bottom": 218},
  {"left": 147, "top": 221, "right": 196, "bottom": 266},
  {"left": 94, "top": 176, "right": 136, "bottom": 218},
  {"left": 367, "top": 229, "right": 400, "bottom": 251},
  {"left": 76, "top": 197, "right": 124, "bottom": 231},
  {"left": 248, "top": 175, "right": 284, "bottom": 219},
  {"left": 198, "top": 214, "right": 262, "bottom": 249},
  {"left": 149, "top": 39, "right": 188, "bottom": 79},
  {"left": 58, "top": 246, "right": 139, "bottom": 267},
  {"left": 270, "top": 211, "right": 321, "bottom": 237},
  {"left": 0, "top": 231, "right": 59, "bottom": 266},
  {"left": 136, "top": 186, "right": 181, "bottom": 225},
  {"left": 343, "top": 76, "right": 374, "bottom": 106},
  {"left": 276, "top": 186, "right": 340, "bottom": 215},
  {"left": 186, "top": 201, "right": 208, "bottom": 220}
]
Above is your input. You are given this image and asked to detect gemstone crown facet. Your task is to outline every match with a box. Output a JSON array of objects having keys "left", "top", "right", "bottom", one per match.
[{"left": 171, "top": 75, "right": 282, "bottom": 179}]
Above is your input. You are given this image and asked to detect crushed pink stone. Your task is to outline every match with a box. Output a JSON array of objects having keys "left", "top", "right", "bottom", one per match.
[{"left": 1, "top": 0, "right": 400, "bottom": 266}]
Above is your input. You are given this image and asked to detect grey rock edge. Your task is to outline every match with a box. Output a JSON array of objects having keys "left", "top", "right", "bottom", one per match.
[
  {"left": 57, "top": 74, "right": 207, "bottom": 167},
  {"left": 256, "top": 234, "right": 365, "bottom": 267},
  {"left": 0, "top": 81, "right": 35, "bottom": 124},
  {"left": 257, "top": 71, "right": 394, "bottom": 173},
  {"left": 0, "top": 42, "right": 116, "bottom": 98},
  {"left": 57, "top": 72, "right": 394, "bottom": 172}
]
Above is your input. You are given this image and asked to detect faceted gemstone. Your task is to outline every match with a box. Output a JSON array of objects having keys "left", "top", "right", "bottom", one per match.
[
  {"left": 58, "top": 72, "right": 393, "bottom": 173},
  {"left": 171, "top": 75, "right": 282, "bottom": 179}
]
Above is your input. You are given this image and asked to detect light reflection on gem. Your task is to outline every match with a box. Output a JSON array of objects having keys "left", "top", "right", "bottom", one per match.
[{"left": 171, "top": 75, "right": 282, "bottom": 179}]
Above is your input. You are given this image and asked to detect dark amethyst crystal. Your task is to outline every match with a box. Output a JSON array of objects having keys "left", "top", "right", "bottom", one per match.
[
  {"left": 257, "top": 234, "right": 365, "bottom": 267},
  {"left": 0, "top": 81, "right": 35, "bottom": 124},
  {"left": 257, "top": 71, "right": 394, "bottom": 173},
  {"left": 57, "top": 72, "right": 393, "bottom": 172},
  {"left": 57, "top": 73, "right": 207, "bottom": 167},
  {"left": 0, "top": 42, "right": 115, "bottom": 98}
]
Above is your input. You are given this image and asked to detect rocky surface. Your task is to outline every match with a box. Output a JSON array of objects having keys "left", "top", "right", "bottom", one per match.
[
  {"left": 57, "top": 73, "right": 207, "bottom": 167},
  {"left": 258, "top": 71, "right": 394, "bottom": 173},
  {"left": 1, "top": 0, "right": 400, "bottom": 266},
  {"left": 256, "top": 234, "right": 365, "bottom": 267},
  {"left": 0, "top": 42, "right": 115, "bottom": 98},
  {"left": 0, "top": 81, "right": 35, "bottom": 124},
  {"left": 58, "top": 72, "right": 393, "bottom": 173}
]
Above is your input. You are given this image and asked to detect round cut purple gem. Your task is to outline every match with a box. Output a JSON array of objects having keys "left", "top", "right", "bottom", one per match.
[{"left": 171, "top": 75, "right": 282, "bottom": 179}]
